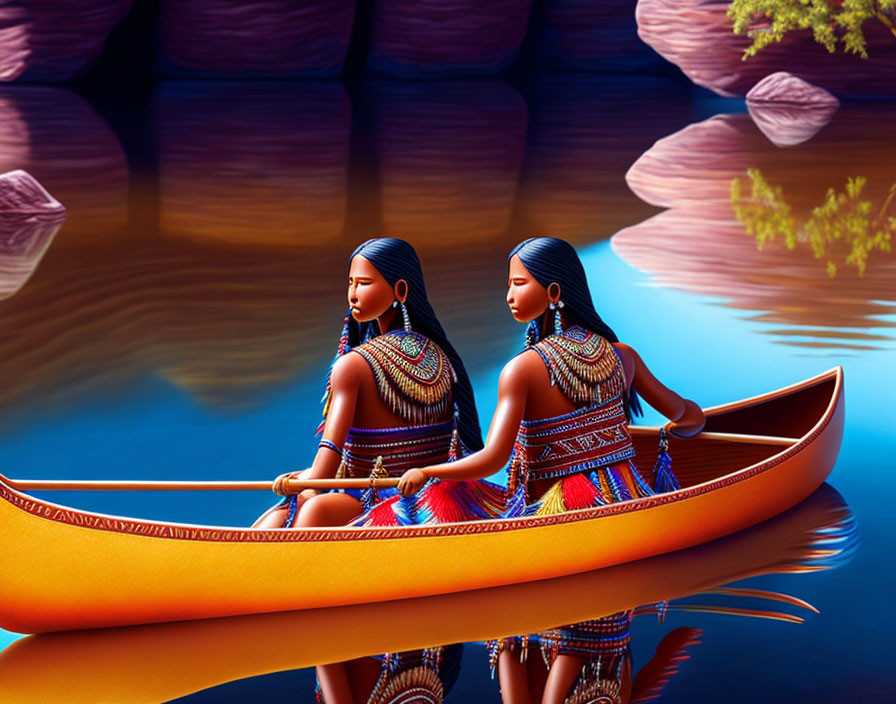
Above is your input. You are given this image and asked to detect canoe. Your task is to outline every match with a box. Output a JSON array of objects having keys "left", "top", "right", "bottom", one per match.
[
  {"left": 0, "top": 367, "right": 844, "bottom": 634},
  {"left": 0, "top": 483, "right": 855, "bottom": 704}
]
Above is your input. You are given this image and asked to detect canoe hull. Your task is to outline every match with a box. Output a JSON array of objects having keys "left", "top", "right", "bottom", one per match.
[{"left": 0, "top": 368, "right": 844, "bottom": 633}]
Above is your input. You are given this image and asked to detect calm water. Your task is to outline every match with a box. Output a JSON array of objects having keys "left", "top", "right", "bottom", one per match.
[{"left": 0, "top": 76, "right": 893, "bottom": 702}]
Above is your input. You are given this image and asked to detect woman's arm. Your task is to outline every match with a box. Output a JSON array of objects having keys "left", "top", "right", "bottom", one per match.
[
  {"left": 274, "top": 353, "right": 363, "bottom": 499},
  {"left": 613, "top": 342, "right": 705, "bottom": 437},
  {"left": 396, "top": 352, "right": 537, "bottom": 495}
]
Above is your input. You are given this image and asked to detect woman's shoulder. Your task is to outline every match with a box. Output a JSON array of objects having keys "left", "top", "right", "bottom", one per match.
[
  {"left": 499, "top": 347, "right": 550, "bottom": 390},
  {"left": 330, "top": 348, "right": 373, "bottom": 387}
]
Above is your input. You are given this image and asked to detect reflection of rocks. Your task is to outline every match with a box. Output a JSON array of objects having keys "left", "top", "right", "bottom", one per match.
[
  {"left": 367, "top": 0, "right": 532, "bottom": 76},
  {"left": 746, "top": 103, "right": 839, "bottom": 148},
  {"left": 158, "top": 0, "right": 355, "bottom": 77},
  {"left": 155, "top": 82, "right": 350, "bottom": 245},
  {"left": 0, "top": 1, "right": 132, "bottom": 82},
  {"left": 636, "top": 0, "right": 896, "bottom": 97},
  {"left": 519, "top": 76, "right": 693, "bottom": 242},
  {"left": 0, "top": 169, "right": 65, "bottom": 217},
  {"left": 527, "top": 0, "right": 665, "bottom": 71},
  {"left": 0, "top": 87, "right": 128, "bottom": 237},
  {"left": 372, "top": 81, "right": 527, "bottom": 242},
  {"left": 0, "top": 170, "right": 65, "bottom": 300},
  {"left": 746, "top": 73, "right": 840, "bottom": 147},
  {"left": 618, "top": 108, "right": 896, "bottom": 349}
]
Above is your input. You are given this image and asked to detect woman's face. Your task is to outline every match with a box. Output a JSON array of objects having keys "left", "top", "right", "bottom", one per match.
[
  {"left": 348, "top": 255, "right": 396, "bottom": 323},
  {"left": 507, "top": 254, "right": 550, "bottom": 323}
]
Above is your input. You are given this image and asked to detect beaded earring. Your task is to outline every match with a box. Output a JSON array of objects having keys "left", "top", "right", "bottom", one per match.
[
  {"left": 525, "top": 319, "right": 538, "bottom": 347},
  {"left": 550, "top": 300, "right": 565, "bottom": 335},
  {"left": 400, "top": 301, "right": 411, "bottom": 331},
  {"left": 391, "top": 300, "right": 412, "bottom": 332}
]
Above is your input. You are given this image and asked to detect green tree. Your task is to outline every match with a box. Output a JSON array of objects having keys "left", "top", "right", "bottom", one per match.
[
  {"left": 731, "top": 169, "right": 895, "bottom": 276},
  {"left": 727, "top": 0, "right": 896, "bottom": 59}
]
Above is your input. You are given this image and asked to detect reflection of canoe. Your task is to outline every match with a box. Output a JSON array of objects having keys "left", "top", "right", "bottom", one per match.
[
  {"left": 0, "top": 484, "right": 855, "bottom": 703},
  {"left": 0, "top": 368, "right": 843, "bottom": 633}
]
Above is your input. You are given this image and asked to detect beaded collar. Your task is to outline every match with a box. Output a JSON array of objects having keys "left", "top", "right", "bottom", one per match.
[
  {"left": 354, "top": 330, "right": 455, "bottom": 425},
  {"left": 531, "top": 326, "right": 626, "bottom": 406}
]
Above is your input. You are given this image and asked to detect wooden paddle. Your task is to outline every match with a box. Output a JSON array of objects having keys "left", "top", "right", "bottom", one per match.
[
  {"left": 0, "top": 472, "right": 399, "bottom": 493},
  {"left": 0, "top": 425, "right": 796, "bottom": 493},
  {"left": 629, "top": 426, "right": 798, "bottom": 447}
]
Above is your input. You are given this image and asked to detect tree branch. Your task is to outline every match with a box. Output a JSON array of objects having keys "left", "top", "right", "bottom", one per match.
[{"left": 875, "top": 8, "right": 896, "bottom": 40}]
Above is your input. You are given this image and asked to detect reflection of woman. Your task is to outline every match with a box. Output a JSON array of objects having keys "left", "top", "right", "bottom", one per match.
[
  {"left": 252, "top": 237, "right": 493, "bottom": 703},
  {"left": 535, "top": 613, "right": 702, "bottom": 704},
  {"left": 396, "top": 236, "right": 705, "bottom": 702}
]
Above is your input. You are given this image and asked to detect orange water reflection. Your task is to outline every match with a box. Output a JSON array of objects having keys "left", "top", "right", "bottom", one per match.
[{"left": 0, "top": 78, "right": 696, "bottom": 422}]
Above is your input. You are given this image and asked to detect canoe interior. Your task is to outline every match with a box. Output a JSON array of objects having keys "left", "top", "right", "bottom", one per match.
[{"left": 631, "top": 375, "right": 836, "bottom": 490}]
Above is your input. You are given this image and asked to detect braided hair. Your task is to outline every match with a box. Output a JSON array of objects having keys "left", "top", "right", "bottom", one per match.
[
  {"left": 510, "top": 236, "right": 644, "bottom": 421},
  {"left": 327, "top": 238, "right": 484, "bottom": 452}
]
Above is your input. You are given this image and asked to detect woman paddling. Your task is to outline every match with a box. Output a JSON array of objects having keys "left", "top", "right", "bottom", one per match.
[
  {"left": 254, "top": 237, "right": 498, "bottom": 703},
  {"left": 395, "top": 236, "right": 705, "bottom": 703}
]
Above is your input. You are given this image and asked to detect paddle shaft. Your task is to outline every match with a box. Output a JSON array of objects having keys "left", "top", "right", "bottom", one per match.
[
  {"left": 629, "top": 426, "right": 798, "bottom": 447},
  {"left": 1, "top": 427, "right": 796, "bottom": 492},
  {"left": 0, "top": 477, "right": 400, "bottom": 492}
]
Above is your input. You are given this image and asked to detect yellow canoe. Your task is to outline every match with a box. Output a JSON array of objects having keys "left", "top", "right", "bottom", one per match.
[
  {"left": 0, "top": 483, "right": 855, "bottom": 704},
  {"left": 0, "top": 367, "right": 844, "bottom": 634}
]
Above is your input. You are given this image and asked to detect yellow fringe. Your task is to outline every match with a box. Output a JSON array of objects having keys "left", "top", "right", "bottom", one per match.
[
  {"left": 597, "top": 470, "right": 613, "bottom": 503},
  {"left": 534, "top": 480, "right": 567, "bottom": 516}
]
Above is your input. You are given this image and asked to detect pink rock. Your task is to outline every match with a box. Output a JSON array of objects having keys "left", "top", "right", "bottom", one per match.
[
  {"left": 372, "top": 81, "right": 527, "bottom": 242},
  {"left": 617, "top": 107, "right": 896, "bottom": 346},
  {"left": 368, "top": 0, "right": 533, "bottom": 76},
  {"left": 158, "top": 0, "right": 356, "bottom": 77},
  {"left": 744, "top": 72, "right": 840, "bottom": 146},
  {"left": 155, "top": 82, "right": 350, "bottom": 245},
  {"left": 636, "top": 0, "right": 896, "bottom": 97},
  {"left": 0, "top": 1, "right": 132, "bottom": 83},
  {"left": 746, "top": 72, "right": 840, "bottom": 107},
  {"left": 0, "top": 170, "right": 65, "bottom": 300},
  {"left": 0, "top": 87, "right": 128, "bottom": 237}
]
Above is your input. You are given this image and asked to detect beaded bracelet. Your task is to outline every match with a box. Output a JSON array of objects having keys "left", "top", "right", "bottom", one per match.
[{"left": 318, "top": 439, "right": 343, "bottom": 455}]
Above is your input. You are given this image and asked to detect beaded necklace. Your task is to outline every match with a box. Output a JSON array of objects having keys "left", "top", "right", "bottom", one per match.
[
  {"left": 531, "top": 326, "right": 625, "bottom": 406},
  {"left": 354, "top": 330, "right": 455, "bottom": 425}
]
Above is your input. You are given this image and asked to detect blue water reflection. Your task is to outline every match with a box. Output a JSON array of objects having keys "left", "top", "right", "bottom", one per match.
[{"left": 0, "top": 75, "right": 893, "bottom": 700}]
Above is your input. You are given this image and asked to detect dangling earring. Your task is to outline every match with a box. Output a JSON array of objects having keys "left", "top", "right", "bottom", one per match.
[
  {"left": 525, "top": 320, "right": 538, "bottom": 347},
  {"left": 552, "top": 300, "right": 565, "bottom": 336},
  {"left": 400, "top": 301, "right": 411, "bottom": 331}
]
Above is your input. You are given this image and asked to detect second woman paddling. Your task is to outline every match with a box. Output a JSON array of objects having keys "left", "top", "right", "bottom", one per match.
[{"left": 394, "top": 236, "right": 706, "bottom": 703}]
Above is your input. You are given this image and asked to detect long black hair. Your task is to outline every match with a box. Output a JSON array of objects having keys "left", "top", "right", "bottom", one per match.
[
  {"left": 509, "top": 236, "right": 644, "bottom": 420},
  {"left": 331, "top": 238, "right": 484, "bottom": 452}
]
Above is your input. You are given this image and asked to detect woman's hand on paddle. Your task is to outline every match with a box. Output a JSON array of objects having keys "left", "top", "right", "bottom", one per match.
[
  {"left": 667, "top": 399, "right": 706, "bottom": 439},
  {"left": 398, "top": 468, "right": 428, "bottom": 496},
  {"left": 272, "top": 468, "right": 311, "bottom": 496}
]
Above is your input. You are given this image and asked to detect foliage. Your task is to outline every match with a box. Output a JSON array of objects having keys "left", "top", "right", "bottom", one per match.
[
  {"left": 731, "top": 168, "right": 895, "bottom": 276},
  {"left": 727, "top": 0, "right": 896, "bottom": 59}
]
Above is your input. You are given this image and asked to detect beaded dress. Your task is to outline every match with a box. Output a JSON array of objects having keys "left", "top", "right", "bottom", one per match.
[
  {"left": 309, "top": 329, "right": 488, "bottom": 703},
  {"left": 487, "top": 326, "right": 677, "bottom": 703},
  {"left": 348, "top": 331, "right": 505, "bottom": 528},
  {"left": 503, "top": 325, "right": 655, "bottom": 517},
  {"left": 279, "top": 329, "right": 464, "bottom": 526}
]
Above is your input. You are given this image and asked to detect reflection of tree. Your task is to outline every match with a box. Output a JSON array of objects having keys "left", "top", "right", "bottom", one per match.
[
  {"left": 731, "top": 168, "right": 895, "bottom": 276},
  {"left": 727, "top": 0, "right": 896, "bottom": 59}
]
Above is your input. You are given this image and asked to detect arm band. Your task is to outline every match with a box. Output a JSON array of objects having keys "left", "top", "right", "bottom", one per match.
[{"left": 319, "top": 439, "right": 343, "bottom": 455}]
